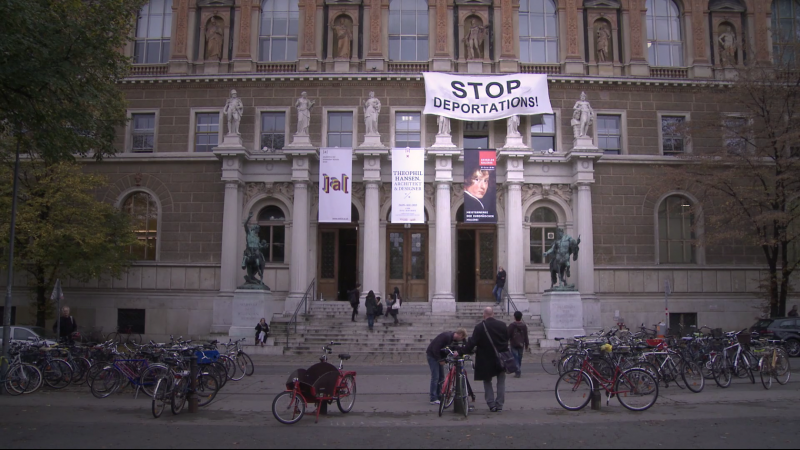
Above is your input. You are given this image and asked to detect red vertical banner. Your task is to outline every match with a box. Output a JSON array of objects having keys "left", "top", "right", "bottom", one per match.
[{"left": 463, "top": 149, "right": 497, "bottom": 223}]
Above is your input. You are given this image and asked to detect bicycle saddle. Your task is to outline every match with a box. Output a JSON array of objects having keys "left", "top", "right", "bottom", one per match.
[{"left": 338, "top": 354, "right": 351, "bottom": 361}]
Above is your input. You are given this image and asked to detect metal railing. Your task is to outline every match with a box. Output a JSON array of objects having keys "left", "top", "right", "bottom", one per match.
[
  {"left": 503, "top": 286, "right": 519, "bottom": 315},
  {"left": 286, "top": 278, "right": 315, "bottom": 347}
]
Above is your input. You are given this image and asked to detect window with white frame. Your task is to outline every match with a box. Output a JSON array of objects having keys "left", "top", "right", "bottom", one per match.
[
  {"left": 723, "top": 116, "right": 748, "bottom": 155},
  {"left": 327, "top": 112, "right": 354, "bottom": 147},
  {"left": 260, "top": 112, "right": 286, "bottom": 152},
  {"left": 529, "top": 207, "right": 558, "bottom": 264},
  {"left": 259, "top": 0, "right": 299, "bottom": 61},
  {"left": 519, "top": 0, "right": 558, "bottom": 64},
  {"left": 530, "top": 114, "right": 556, "bottom": 153},
  {"left": 395, "top": 112, "right": 422, "bottom": 148},
  {"left": 646, "top": 0, "right": 683, "bottom": 67},
  {"left": 134, "top": 0, "right": 173, "bottom": 64},
  {"left": 388, "top": 0, "right": 429, "bottom": 62},
  {"left": 661, "top": 115, "right": 686, "bottom": 156},
  {"left": 123, "top": 192, "right": 158, "bottom": 261},
  {"left": 258, "top": 205, "right": 286, "bottom": 263},
  {"left": 194, "top": 113, "right": 219, "bottom": 153},
  {"left": 597, "top": 115, "right": 622, "bottom": 155},
  {"left": 131, "top": 113, "right": 156, "bottom": 153},
  {"left": 773, "top": 0, "right": 800, "bottom": 64},
  {"left": 658, "top": 195, "right": 696, "bottom": 264}
]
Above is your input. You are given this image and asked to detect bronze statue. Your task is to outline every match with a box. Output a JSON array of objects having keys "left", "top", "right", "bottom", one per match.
[
  {"left": 241, "top": 212, "right": 268, "bottom": 288},
  {"left": 543, "top": 228, "right": 581, "bottom": 290}
]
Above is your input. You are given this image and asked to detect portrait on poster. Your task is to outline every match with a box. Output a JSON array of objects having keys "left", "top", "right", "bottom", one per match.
[{"left": 463, "top": 149, "right": 497, "bottom": 224}]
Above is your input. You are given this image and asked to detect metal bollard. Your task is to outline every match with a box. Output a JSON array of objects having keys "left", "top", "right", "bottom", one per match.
[
  {"left": 188, "top": 354, "right": 198, "bottom": 414},
  {"left": 590, "top": 375, "right": 601, "bottom": 410}
]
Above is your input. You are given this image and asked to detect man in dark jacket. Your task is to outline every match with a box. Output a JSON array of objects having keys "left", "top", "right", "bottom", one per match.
[
  {"left": 507, "top": 311, "right": 530, "bottom": 378},
  {"left": 425, "top": 329, "right": 468, "bottom": 405},
  {"left": 493, "top": 266, "right": 506, "bottom": 305},
  {"left": 348, "top": 283, "right": 361, "bottom": 322},
  {"left": 464, "top": 307, "right": 508, "bottom": 412},
  {"left": 365, "top": 290, "right": 377, "bottom": 331},
  {"left": 52, "top": 306, "right": 78, "bottom": 344}
]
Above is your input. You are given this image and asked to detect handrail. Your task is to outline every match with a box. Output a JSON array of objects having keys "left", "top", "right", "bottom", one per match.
[
  {"left": 504, "top": 286, "right": 519, "bottom": 315},
  {"left": 286, "top": 278, "right": 316, "bottom": 347}
]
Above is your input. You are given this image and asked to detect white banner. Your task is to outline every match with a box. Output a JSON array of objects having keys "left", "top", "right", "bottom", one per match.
[
  {"left": 319, "top": 148, "right": 353, "bottom": 223},
  {"left": 423, "top": 72, "right": 552, "bottom": 121},
  {"left": 391, "top": 148, "right": 425, "bottom": 223}
]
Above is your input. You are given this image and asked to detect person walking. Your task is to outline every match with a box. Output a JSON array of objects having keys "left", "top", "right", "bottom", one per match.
[
  {"left": 255, "top": 318, "right": 270, "bottom": 347},
  {"left": 348, "top": 283, "right": 361, "bottom": 322},
  {"left": 52, "top": 306, "right": 78, "bottom": 344},
  {"left": 425, "top": 329, "right": 469, "bottom": 405},
  {"left": 507, "top": 311, "right": 530, "bottom": 378},
  {"left": 375, "top": 296, "right": 384, "bottom": 318},
  {"left": 386, "top": 293, "right": 400, "bottom": 324},
  {"left": 464, "top": 307, "right": 508, "bottom": 412},
  {"left": 365, "top": 290, "right": 377, "bottom": 331},
  {"left": 789, "top": 305, "right": 798, "bottom": 317},
  {"left": 493, "top": 266, "right": 506, "bottom": 305}
]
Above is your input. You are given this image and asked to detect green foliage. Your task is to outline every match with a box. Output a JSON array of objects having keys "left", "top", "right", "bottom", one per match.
[
  {"left": 0, "top": 0, "right": 148, "bottom": 161},
  {"left": 0, "top": 158, "right": 139, "bottom": 326}
]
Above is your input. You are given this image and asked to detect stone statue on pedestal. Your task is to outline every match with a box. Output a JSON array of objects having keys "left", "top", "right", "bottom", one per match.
[
  {"left": 364, "top": 92, "right": 381, "bottom": 136},
  {"left": 295, "top": 92, "right": 315, "bottom": 136},
  {"left": 224, "top": 89, "right": 244, "bottom": 136},
  {"left": 506, "top": 114, "right": 521, "bottom": 138},
  {"left": 572, "top": 92, "right": 594, "bottom": 139},
  {"left": 240, "top": 212, "right": 269, "bottom": 290},
  {"left": 543, "top": 228, "right": 581, "bottom": 291},
  {"left": 437, "top": 115, "right": 451, "bottom": 136}
]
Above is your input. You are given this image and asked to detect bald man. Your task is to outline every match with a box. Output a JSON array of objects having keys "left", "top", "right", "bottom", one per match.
[{"left": 464, "top": 307, "right": 509, "bottom": 412}]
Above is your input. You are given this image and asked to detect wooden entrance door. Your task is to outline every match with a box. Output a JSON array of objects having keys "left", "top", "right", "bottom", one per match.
[
  {"left": 318, "top": 228, "right": 359, "bottom": 301},
  {"left": 386, "top": 227, "right": 428, "bottom": 301}
]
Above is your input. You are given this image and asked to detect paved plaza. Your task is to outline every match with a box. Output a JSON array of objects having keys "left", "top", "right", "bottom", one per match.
[{"left": 1, "top": 355, "right": 799, "bottom": 448}]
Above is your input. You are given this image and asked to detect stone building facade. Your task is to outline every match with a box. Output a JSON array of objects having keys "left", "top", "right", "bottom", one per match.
[{"left": 6, "top": 0, "right": 799, "bottom": 340}]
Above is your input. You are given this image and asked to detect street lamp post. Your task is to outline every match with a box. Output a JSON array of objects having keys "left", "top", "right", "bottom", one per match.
[{"left": 2, "top": 131, "right": 22, "bottom": 364}]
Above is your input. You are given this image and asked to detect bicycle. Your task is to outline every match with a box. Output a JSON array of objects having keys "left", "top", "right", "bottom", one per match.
[
  {"left": 272, "top": 342, "right": 357, "bottom": 424},
  {"left": 107, "top": 325, "right": 142, "bottom": 347},
  {"left": 438, "top": 347, "right": 474, "bottom": 418},
  {"left": 555, "top": 348, "right": 659, "bottom": 412},
  {"left": 541, "top": 338, "right": 573, "bottom": 376},
  {"left": 89, "top": 356, "right": 167, "bottom": 399},
  {"left": 0, "top": 350, "right": 43, "bottom": 395},
  {"left": 757, "top": 340, "right": 791, "bottom": 390},
  {"left": 711, "top": 330, "right": 757, "bottom": 388}
]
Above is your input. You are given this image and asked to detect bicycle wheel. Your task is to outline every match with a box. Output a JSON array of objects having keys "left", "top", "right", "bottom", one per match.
[
  {"left": 71, "top": 358, "right": 91, "bottom": 385},
  {"left": 665, "top": 356, "right": 686, "bottom": 390},
  {"left": 774, "top": 351, "right": 791, "bottom": 386},
  {"left": 152, "top": 377, "right": 170, "bottom": 419},
  {"left": 559, "top": 354, "right": 582, "bottom": 375},
  {"left": 555, "top": 369, "right": 593, "bottom": 411},
  {"left": 738, "top": 353, "right": 755, "bottom": 384},
  {"left": 91, "top": 367, "right": 121, "bottom": 399},
  {"left": 712, "top": 354, "right": 732, "bottom": 388},
  {"left": 439, "top": 374, "right": 454, "bottom": 416},
  {"left": 272, "top": 391, "right": 306, "bottom": 425},
  {"left": 682, "top": 361, "right": 705, "bottom": 393},
  {"left": 616, "top": 368, "right": 659, "bottom": 412},
  {"left": 106, "top": 332, "right": 120, "bottom": 345},
  {"left": 4, "top": 364, "right": 40, "bottom": 396},
  {"left": 43, "top": 359, "right": 73, "bottom": 390},
  {"left": 458, "top": 373, "right": 469, "bottom": 418},
  {"left": 139, "top": 364, "right": 171, "bottom": 398},
  {"left": 759, "top": 357, "right": 772, "bottom": 390},
  {"left": 541, "top": 349, "right": 561, "bottom": 376},
  {"left": 196, "top": 370, "right": 220, "bottom": 407},
  {"left": 129, "top": 334, "right": 142, "bottom": 346},
  {"left": 238, "top": 352, "right": 255, "bottom": 377},
  {"left": 700, "top": 357, "right": 715, "bottom": 380},
  {"left": 336, "top": 375, "right": 357, "bottom": 413},
  {"left": 231, "top": 355, "right": 247, "bottom": 381},
  {"left": 219, "top": 355, "right": 238, "bottom": 381},
  {"left": 207, "top": 362, "right": 229, "bottom": 389},
  {"left": 20, "top": 364, "right": 44, "bottom": 394},
  {"left": 171, "top": 377, "right": 189, "bottom": 415}
]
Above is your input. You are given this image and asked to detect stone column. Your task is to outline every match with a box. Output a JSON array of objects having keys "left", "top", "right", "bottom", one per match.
[
  {"left": 363, "top": 180, "right": 381, "bottom": 297},
  {"left": 168, "top": 0, "right": 190, "bottom": 74},
  {"left": 220, "top": 181, "right": 242, "bottom": 293},
  {"left": 432, "top": 181, "right": 455, "bottom": 311},
  {"left": 505, "top": 182, "right": 529, "bottom": 311},
  {"left": 284, "top": 151, "right": 314, "bottom": 313},
  {"left": 233, "top": 0, "right": 257, "bottom": 72},
  {"left": 576, "top": 183, "right": 600, "bottom": 331}
]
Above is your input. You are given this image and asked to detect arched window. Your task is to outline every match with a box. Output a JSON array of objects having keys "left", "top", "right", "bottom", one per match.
[
  {"left": 134, "top": 0, "right": 173, "bottom": 64},
  {"left": 258, "top": 205, "right": 286, "bottom": 263},
  {"left": 259, "top": 0, "right": 299, "bottom": 62},
  {"left": 658, "top": 195, "right": 695, "bottom": 263},
  {"left": 529, "top": 207, "right": 558, "bottom": 263},
  {"left": 772, "top": 0, "right": 800, "bottom": 64},
  {"left": 123, "top": 192, "right": 158, "bottom": 261},
  {"left": 519, "top": 0, "right": 558, "bottom": 64},
  {"left": 389, "top": 0, "right": 429, "bottom": 61},
  {"left": 646, "top": 0, "right": 683, "bottom": 67}
]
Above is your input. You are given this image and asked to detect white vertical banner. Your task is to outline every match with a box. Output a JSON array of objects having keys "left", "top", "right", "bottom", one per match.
[
  {"left": 319, "top": 148, "right": 353, "bottom": 223},
  {"left": 391, "top": 148, "right": 425, "bottom": 223}
]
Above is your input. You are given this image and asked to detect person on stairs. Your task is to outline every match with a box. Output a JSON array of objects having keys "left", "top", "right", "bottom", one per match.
[
  {"left": 255, "top": 318, "right": 270, "bottom": 347},
  {"left": 365, "top": 290, "right": 377, "bottom": 331},
  {"left": 348, "top": 283, "right": 361, "bottom": 322}
]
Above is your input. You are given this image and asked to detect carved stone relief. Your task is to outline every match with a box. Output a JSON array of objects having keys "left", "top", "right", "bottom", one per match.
[
  {"left": 174, "top": 0, "right": 189, "bottom": 57},
  {"left": 628, "top": 0, "right": 645, "bottom": 60},
  {"left": 451, "top": 183, "right": 464, "bottom": 205},
  {"left": 237, "top": 0, "right": 253, "bottom": 57},
  {"left": 243, "top": 182, "right": 295, "bottom": 208},
  {"left": 566, "top": 0, "right": 580, "bottom": 57},
  {"left": 435, "top": 0, "right": 448, "bottom": 54},
  {"left": 692, "top": 0, "right": 707, "bottom": 60},
  {"left": 425, "top": 184, "right": 435, "bottom": 207},
  {"left": 501, "top": 0, "right": 514, "bottom": 57},
  {"left": 369, "top": 0, "right": 381, "bottom": 54}
]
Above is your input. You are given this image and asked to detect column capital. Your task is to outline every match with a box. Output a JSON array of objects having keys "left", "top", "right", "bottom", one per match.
[
  {"left": 504, "top": 180, "right": 523, "bottom": 188},
  {"left": 364, "top": 179, "right": 382, "bottom": 188}
]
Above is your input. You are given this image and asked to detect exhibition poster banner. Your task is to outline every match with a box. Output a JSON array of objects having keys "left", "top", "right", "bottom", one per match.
[
  {"left": 391, "top": 148, "right": 425, "bottom": 223},
  {"left": 463, "top": 149, "right": 497, "bottom": 224},
  {"left": 422, "top": 72, "right": 553, "bottom": 121},
  {"left": 319, "top": 148, "right": 353, "bottom": 223}
]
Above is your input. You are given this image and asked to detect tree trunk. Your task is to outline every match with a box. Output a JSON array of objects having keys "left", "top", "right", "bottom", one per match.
[
  {"left": 34, "top": 266, "right": 47, "bottom": 328},
  {"left": 768, "top": 266, "right": 780, "bottom": 319}
]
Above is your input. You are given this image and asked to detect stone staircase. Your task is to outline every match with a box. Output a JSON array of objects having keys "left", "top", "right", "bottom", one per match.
[{"left": 258, "top": 301, "right": 545, "bottom": 356}]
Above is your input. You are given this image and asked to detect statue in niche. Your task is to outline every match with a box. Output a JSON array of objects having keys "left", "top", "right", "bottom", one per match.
[
  {"left": 506, "top": 114, "right": 521, "bottom": 138},
  {"left": 718, "top": 26, "right": 737, "bottom": 66},
  {"left": 332, "top": 17, "right": 353, "bottom": 59},
  {"left": 364, "top": 91, "right": 382, "bottom": 135},
  {"left": 572, "top": 92, "right": 594, "bottom": 138},
  {"left": 543, "top": 228, "right": 581, "bottom": 291},
  {"left": 596, "top": 24, "right": 611, "bottom": 63},
  {"left": 223, "top": 89, "right": 244, "bottom": 136},
  {"left": 437, "top": 115, "right": 451, "bottom": 136},
  {"left": 295, "top": 92, "right": 316, "bottom": 136},
  {"left": 463, "top": 18, "right": 487, "bottom": 60},
  {"left": 205, "top": 17, "right": 224, "bottom": 61}
]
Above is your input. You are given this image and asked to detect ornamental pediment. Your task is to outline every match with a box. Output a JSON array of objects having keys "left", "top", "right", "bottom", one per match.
[
  {"left": 324, "top": 0, "right": 363, "bottom": 5},
  {"left": 583, "top": 0, "right": 620, "bottom": 8},
  {"left": 454, "top": 0, "right": 493, "bottom": 6},
  {"left": 709, "top": 0, "right": 746, "bottom": 12},
  {"left": 196, "top": 0, "right": 235, "bottom": 7}
]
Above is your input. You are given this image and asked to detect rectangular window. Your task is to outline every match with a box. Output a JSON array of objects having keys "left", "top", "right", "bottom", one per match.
[
  {"left": 531, "top": 114, "right": 556, "bottom": 153},
  {"left": 258, "top": 225, "right": 286, "bottom": 263},
  {"left": 530, "top": 227, "right": 557, "bottom": 264},
  {"left": 395, "top": 112, "right": 421, "bottom": 148},
  {"left": 724, "top": 116, "right": 747, "bottom": 155},
  {"left": 661, "top": 116, "right": 685, "bottom": 156},
  {"left": 194, "top": 113, "right": 219, "bottom": 152},
  {"left": 131, "top": 113, "right": 156, "bottom": 153},
  {"left": 327, "top": 112, "right": 353, "bottom": 147},
  {"left": 117, "top": 309, "right": 146, "bottom": 335},
  {"left": 260, "top": 112, "right": 286, "bottom": 152},
  {"left": 597, "top": 115, "right": 622, "bottom": 155},
  {"left": 668, "top": 313, "right": 698, "bottom": 337}
]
